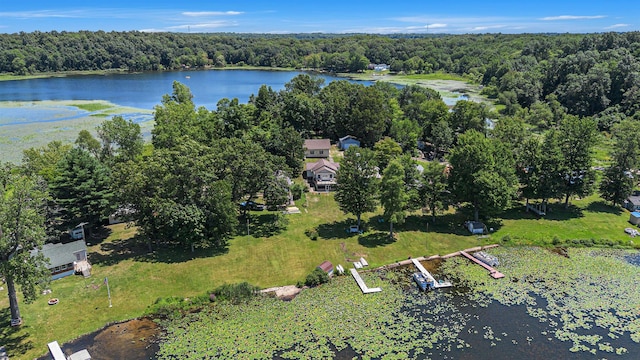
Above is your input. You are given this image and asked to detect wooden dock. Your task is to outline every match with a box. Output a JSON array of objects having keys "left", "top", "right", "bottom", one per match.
[
  {"left": 460, "top": 251, "right": 504, "bottom": 279},
  {"left": 411, "top": 259, "right": 452, "bottom": 288},
  {"left": 350, "top": 268, "right": 382, "bottom": 293}
]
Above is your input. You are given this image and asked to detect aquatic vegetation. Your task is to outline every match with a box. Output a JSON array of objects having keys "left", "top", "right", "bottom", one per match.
[
  {"left": 440, "top": 247, "right": 640, "bottom": 356},
  {"left": 157, "top": 248, "right": 640, "bottom": 358}
]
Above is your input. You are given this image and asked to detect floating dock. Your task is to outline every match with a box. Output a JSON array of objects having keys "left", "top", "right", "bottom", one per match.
[
  {"left": 411, "top": 258, "right": 453, "bottom": 288},
  {"left": 350, "top": 268, "right": 382, "bottom": 293},
  {"left": 460, "top": 251, "right": 504, "bottom": 279}
]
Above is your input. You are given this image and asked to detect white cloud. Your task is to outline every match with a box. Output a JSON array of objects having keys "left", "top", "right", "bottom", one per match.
[
  {"left": 182, "top": 11, "right": 243, "bottom": 17},
  {"left": 540, "top": 15, "right": 606, "bottom": 21},
  {"left": 0, "top": 10, "right": 80, "bottom": 18},
  {"left": 167, "top": 21, "right": 237, "bottom": 30},
  {"left": 605, "top": 23, "right": 630, "bottom": 29},
  {"left": 428, "top": 23, "right": 448, "bottom": 29},
  {"left": 470, "top": 25, "right": 506, "bottom": 31}
]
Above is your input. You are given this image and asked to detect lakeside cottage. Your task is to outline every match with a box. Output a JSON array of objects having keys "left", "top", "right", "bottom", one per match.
[
  {"left": 304, "top": 139, "right": 331, "bottom": 158},
  {"left": 31, "top": 240, "right": 91, "bottom": 280}
]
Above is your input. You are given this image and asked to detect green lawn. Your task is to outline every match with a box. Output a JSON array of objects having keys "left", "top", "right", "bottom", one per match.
[{"left": 0, "top": 192, "right": 636, "bottom": 359}]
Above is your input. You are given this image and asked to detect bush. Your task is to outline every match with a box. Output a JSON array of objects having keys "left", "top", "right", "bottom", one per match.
[
  {"left": 211, "top": 282, "right": 261, "bottom": 304},
  {"left": 146, "top": 295, "right": 210, "bottom": 317},
  {"left": 501, "top": 235, "right": 511, "bottom": 243},
  {"left": 305, "top": 268, "right": 329, "bottom": 287},
  {"left": 291, "top": 182, "right": 306, "bottom": 200},
  {"left": 552, "top": 236, "right": 561, "bottom": 245},
  {"left": 305, "top": 228, "right": 319, "bottom": 240}
]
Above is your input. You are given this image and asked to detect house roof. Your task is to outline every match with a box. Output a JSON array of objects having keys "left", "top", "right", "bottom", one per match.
[
  {"left": 31, "top": 240, "right": 87, "bottom": 268},
  {"left": 339, "top": 135, "right": 359, "bottom": 143},
  {"left": 306, "top": 159, "right": 340, "bottom": 173},
  {"left": 627, "top": 195, "right": 640, "bottom": 205},
  {"left": 317, "top": 261, "right": 333, "bottom": 273},
  {"left": 304, "top": 139, "right": 331, "bottom": 150}
]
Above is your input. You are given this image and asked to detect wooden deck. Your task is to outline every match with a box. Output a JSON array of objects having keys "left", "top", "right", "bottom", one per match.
[
  {"left": 350, "top": 269, "right": 382, "bottom": 294},
  {"left": 460, "top": 251, "right": 504, "bottom": 279}
]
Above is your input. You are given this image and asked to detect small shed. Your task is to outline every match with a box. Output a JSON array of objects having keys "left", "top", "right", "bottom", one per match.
[
  {"left": 338, "top": 135, "right": 360, "bottom": 150},
  {"left": 625, "top": 195, "right": 640, "bottom": 212},
  {"left": 630, "top": 212, "right": 640, "bottom": 226},
  {"left": 317, "top": 261, "right": 334, "bottom": 276},
  {"left": 465, "top": 221, "right": 485, "bottom": 235}
]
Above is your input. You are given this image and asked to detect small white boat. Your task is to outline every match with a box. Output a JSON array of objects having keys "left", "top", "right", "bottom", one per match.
[
  {"left": 354, "top": 261, "right": 363, "bottom": 269},
  {"left": 359, "top": 257, "right": 369, "bottom": 266},
  {"left": 336, "top": 264, "right": 345, "bottom": 274}
]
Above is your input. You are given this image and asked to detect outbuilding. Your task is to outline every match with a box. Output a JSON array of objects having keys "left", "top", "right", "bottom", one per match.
[
  {"left": 338, "top": 135, "right": 360, "bottom": 150},
  {"left": 465, "top": 221, "right": 486, "bottom": 235},
  {"left": 630, "top": 212, "right": 640, "bottom": 226},
  {"left": 317, "top": 261, "right": 334, "bottom": 276}
]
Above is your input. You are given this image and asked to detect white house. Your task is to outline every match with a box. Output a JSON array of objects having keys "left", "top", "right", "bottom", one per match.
[{"left": 305, "top": 159, "right": 340, "bottom": 191}]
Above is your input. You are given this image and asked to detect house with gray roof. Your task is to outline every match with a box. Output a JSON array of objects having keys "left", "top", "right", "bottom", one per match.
[
  {"left": 304, "top": 139, "right": 331, "bottom": 158},
  {"left": 31, "top": 240, "right": 90, "bottom": 280},
  {"left": 305, "top": 159, "right": 340, "bottom": 191},
  {"left": 625, "top": 194, "right": 640, "bottom": 212}
]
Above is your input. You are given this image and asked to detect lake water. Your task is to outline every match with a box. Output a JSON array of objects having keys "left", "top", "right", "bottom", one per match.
[{"left": 0, "top": 70, "right": 371, "bottom": 111}]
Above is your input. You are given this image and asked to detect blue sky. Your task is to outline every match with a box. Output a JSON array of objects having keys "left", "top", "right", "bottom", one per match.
[{"left": 1, "top": 1, "right": 638, "bottom": 34}]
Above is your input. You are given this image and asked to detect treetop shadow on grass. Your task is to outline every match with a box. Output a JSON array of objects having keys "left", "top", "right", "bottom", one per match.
[
  {"left": 357, "top": 232, "right": 397, "bottom": 248},
  {"left": 135, "top": 244, "right": 230, "bottom": 264},
  {"left": 498, "top": 203, "right": 585, "bottom": 221},
  {"left": 585, "top": 200, "right": 623, "bottom": 215},
  {"left": 243, "top": 213, "right": 288, "bottom": 238},
  {"left": 89, "top": 233, "right": 229, "bottom": 265},
  {"left": 316, "top": 219, "right": 360, "bottom": 240},
  {"left": 0, "top": 308, "right": 34, "bottom": 357}
]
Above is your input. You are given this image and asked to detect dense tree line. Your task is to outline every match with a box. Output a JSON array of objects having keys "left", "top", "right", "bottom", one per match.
[{"left": 3, "top": 30, "right": 640, "bottom": 121}]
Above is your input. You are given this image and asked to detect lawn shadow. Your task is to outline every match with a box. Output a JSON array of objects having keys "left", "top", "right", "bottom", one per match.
[
  {"left": 90, "top": 233, "right": 229, "bottom": 265},
  {"left": 84, "top": 225, "right": 113, "bottom": 247},
  {"left": 317, "top": 219, "right": 360, "bottom": 240},
  {"left": 89, "top": 234, "right": 149, "bottom": 266},
  {"left": 498, "top": 203, "right": 585, "bottom": 221},
  {"left": 358, "top": 231, "right": 396, "bottom": 248},
  {"left": 396, "top": 214, "right": 477, "bottom": 236},
  {"left": 586, "top": 200, "right": 623, "bottom": 215},
  {"left": 0, "top": 308, "right": 34, "bottom": 357},
  {"left": 247, "top": 213, "right": 288, "bottom": 238}
]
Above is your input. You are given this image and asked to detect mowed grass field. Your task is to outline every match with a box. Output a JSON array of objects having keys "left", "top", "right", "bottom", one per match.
[{"left": 0, "top": 190, "right": 637, "bottom": 359}]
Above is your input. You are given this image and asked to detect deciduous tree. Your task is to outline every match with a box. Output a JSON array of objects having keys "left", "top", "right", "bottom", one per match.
[
  {"left": 0, "top": 171, "right": 50, "bottom": 325},
  {"left": 380, "top": 160, "right": 407, "bottom": 238},
  {"left": 335, "top": 147, "right": 379, "bottom": 229}
]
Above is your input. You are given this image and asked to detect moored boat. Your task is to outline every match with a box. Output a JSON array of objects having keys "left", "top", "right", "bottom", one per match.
[
  {"left": 413, "top": 272, "right": 434, "bottom": 291},
  {"left": 472, "top": 251, "right": 499, "bottom": 267}
]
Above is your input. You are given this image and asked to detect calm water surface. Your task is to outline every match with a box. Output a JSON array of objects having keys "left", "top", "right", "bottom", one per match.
[{"left": 0, "top": 70, "right": 370, "bottom": 110}]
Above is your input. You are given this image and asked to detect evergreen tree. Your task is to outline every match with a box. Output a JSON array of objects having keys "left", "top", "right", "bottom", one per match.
[{"left": 50, "top": 148, "right": 114, "bottom": 232}]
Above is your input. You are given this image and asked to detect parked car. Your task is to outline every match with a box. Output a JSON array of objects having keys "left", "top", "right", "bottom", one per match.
[
  {"left": 239, "top": 201, "right": 265, "bottom": 211},
  {"left": 348, "top": 225, "right": 362, "bottom": 234}
]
